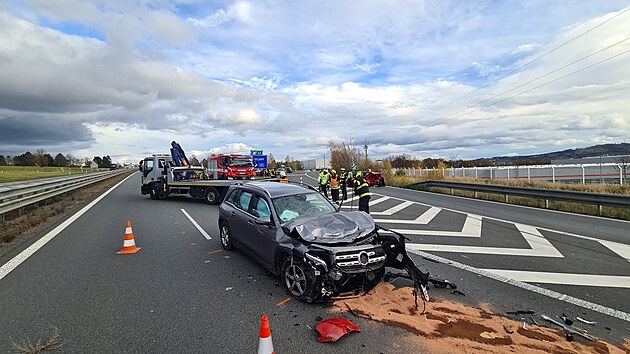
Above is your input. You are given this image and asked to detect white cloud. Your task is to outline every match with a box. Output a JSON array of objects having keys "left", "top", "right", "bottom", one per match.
[{"left": 1, "top": 2, "right": 629, "bottom": 163}]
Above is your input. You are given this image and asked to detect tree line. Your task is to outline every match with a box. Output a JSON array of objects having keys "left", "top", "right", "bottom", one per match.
[{"left": 0, "top": 149, "right": 114, "bottom": 168}]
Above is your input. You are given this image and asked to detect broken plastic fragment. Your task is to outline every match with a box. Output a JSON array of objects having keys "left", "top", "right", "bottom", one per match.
[
  {"left": 506, "top": 310, "right": 535, "bottom": 315},
  {"left": 316, "top": 318, "right": 361, "bottom": 343},
  {"left": 576, "top": 316, "right": 597, "bottom": 325}
]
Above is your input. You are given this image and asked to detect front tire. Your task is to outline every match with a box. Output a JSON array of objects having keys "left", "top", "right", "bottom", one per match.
[
  {"left": 280, "top": 258, "right": 318, "bottom": 302},
  {"left": 219, "top": 222, "right": 233, "bottom": 250},
  {"left": 149, "top": 185, "right": 159, "bottom": 200}
]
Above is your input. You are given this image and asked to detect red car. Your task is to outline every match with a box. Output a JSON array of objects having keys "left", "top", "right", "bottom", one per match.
[{"left": 364, "top": 171, "right": 386, "bottom": 187}]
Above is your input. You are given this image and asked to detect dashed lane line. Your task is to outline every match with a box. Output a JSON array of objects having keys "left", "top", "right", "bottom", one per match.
[{"left": 181, "top": 209, "right": 212, "bottom": 240}]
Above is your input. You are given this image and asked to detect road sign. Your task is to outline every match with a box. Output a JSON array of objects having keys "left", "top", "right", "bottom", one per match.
[
  {"left": 350, "top": 163, "right": 357, "bottom": 170},
  {"left": 253, "top": 155, "right": 268, "bottom": 169},
  {"left": 250, "top": 150, "right": 264, "bottom": 156}
]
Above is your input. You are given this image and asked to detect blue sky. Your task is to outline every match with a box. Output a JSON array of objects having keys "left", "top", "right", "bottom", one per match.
[{"left": 0, "top": 1, "right": 629, "bottom": 163}]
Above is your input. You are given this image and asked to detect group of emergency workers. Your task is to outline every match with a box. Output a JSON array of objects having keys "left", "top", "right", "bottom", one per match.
[{"left": 318, "top": 167, "right": 371, "bottom": 214}]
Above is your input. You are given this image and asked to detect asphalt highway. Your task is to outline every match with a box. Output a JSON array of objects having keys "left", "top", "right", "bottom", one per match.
[{"left": 1, "top": 172, "right": 629, "bottom": 352}]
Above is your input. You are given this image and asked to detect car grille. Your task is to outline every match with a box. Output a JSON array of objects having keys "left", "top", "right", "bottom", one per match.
[{"left": 335, "top": 249, "right": 386, "bottom": 269}]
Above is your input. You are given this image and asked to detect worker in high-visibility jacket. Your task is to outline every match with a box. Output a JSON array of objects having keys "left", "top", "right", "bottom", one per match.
[
  {"left": 317, "top": 169, "right": 330, "bottom": 198},
  {"left": 329, "top": 169, "right": 340, "bottom": 202},
  {"left": 353, "top": 171, "right": 371, "bottom": 214},
  {"left": 339, "top": 168, "right": 348, "bottom": 200}
]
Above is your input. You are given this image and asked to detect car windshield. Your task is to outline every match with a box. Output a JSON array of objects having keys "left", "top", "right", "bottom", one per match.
[{"left": 273, "top": 192, "right": 336, "bottom": 223}]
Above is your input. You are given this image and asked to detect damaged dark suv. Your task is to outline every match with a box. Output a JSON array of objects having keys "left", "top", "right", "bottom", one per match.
[{"left": 218, "top": 181, "right": 440, "bottom": 302}]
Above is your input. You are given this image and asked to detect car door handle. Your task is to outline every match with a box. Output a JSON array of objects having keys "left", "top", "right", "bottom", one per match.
[
  {"left": 247, "top": 220, "right": 254, "bottom": 225},
  {"left": 230, "top": 212, "right": 236, "bottom": 216}
]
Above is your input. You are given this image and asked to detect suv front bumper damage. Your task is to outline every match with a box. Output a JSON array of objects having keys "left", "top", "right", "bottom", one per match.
[{"left": 297, "top": 226, "right": 445, "bottom": 304}]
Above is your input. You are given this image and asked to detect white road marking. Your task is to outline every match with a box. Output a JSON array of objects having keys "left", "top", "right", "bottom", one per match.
[
  {"left": 371, "top": 201, "right": 413, "bottom": 215},
  {"left": 479, "top": 269, "right": 630, "bottom": 288},
  {"left": 414, "top": 206, "right": 441, "bottom": 224},
  {"left": 340, "top": 195, "right": 388, "bottom": 208},
  {"left": 410, "top": 249, "right": 630, "bottom": 322},
  {"left": 373, "top": 206, "right": 441, "bottom": 225},
  {"left": 598, "top": 240, "right": 630, "bottom": 262},
  {"left": 405, "top": 224, "right": 563, "bottom": 257},
  {"left": 384, "top": 214, "right": 483, "bottom": 237},
  {"left": 180, "top": 209, "right": 212, "bottom": 240},
  {"left": 0, "top": 173, "right": 136, "bottom": 282}
]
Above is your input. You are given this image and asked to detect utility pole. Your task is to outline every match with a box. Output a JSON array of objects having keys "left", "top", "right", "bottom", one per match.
[{"left": 364, "top": 139, "right": 368, "bottom": 165}]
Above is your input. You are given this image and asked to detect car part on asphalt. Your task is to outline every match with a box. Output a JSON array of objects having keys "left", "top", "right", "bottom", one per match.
[
  {"left": 316, "top": 318, "right": 361, "bottom": 343},
  {"left": 576, "top": 316, "right": 597, "bottom": 325},
  {"left": 541, "top": 314, "right": 595, "bottom": 342}
]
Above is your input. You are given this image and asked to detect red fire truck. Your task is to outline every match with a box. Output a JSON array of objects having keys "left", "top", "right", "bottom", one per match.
[{"left": 207, "top": 154, "right": 255, "bottom": 179}]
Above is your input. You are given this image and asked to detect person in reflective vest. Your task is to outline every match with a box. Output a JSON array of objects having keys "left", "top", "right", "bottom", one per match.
[
  {"left": 339, "top": 168, "right": 348, "bottom": 200},
  {"left": 329, "top": 169, "right": 340, "bottom": 202},
  {"left": 318, "top": 170, "right": 330, "bottom": 198},
  {"left": 353, "top": 171, "right": 371, "bottom": 214}
]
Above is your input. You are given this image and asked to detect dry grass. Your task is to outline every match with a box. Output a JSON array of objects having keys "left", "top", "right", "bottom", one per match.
[
  {"left": 11, "top": 328, "right": 62, "bottom": 353},
  {"left": 384, "top": 174, "right": 630, "bottom": 220}
]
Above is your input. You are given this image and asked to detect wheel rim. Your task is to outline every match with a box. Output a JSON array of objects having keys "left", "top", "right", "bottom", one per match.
[
  {"left": 220, "top": 225, "right": 229, "bottom": 247},
  {"left": 206, "top": 191, "right": 216, "bottom": 203},
  {"left": 285, "top": 264, "right": 307, "bottom": 296}
]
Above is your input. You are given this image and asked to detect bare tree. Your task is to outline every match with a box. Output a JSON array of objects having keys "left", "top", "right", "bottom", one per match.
[
  {"left": 35, "top": 148, "right": 47, "bottom": 167},
  {"left": 618, "top": 154, "right": 629, "bottom": 184},
  {"left": 328, "top": 135, "right": 362, "bottom": 171}
]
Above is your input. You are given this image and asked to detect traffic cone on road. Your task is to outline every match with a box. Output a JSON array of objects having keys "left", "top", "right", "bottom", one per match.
[
  {"left": 117, "top": 220, "right": 142, "bottom": 255},
  {"left": 257, "top": 315, "right": 275, "bottom": 354}
]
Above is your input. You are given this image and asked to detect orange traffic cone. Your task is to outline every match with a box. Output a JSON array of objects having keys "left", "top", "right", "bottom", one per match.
[
  {"left": 117, "top": 220, "right": 142, "bottom": 254},
  {"left": 257, "top": 315, "right": 275, "bottom": 354}
]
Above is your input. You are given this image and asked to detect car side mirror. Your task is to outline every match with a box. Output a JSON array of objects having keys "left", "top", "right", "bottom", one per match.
[
  {"left": 255, "top": 217, "right": 272, "bottom": 225},
  {"left": 139, "top": 165, "right": 143, "bottom": 172}
]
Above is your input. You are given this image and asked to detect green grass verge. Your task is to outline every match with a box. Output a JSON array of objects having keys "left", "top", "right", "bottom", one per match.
[{"left": 0, "top": 166, "right": 109, "bottom": 183}]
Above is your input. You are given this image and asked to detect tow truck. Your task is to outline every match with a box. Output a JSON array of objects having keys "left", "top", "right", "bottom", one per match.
[{"left": 139, "top": 145, "right": 240, "bottom": 204}]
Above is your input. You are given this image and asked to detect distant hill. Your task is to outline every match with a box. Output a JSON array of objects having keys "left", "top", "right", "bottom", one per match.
[{"left": 474, "top": 143, "right": 630, "bottom": 166}]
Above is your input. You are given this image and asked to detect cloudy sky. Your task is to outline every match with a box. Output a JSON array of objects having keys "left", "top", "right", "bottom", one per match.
[{"left": 1, "top": 1, "right": 629, "bottom": 163}]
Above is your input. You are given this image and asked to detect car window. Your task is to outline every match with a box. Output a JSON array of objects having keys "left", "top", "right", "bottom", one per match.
[
  {"left": 252, "top": 196, "right": 271, "bottom": 219},
  {"left": 226, "top": 189, "right": 240, "bottom": 205},
  {"left": 238, "top": 191, "right": 253, "bottom": 211},
  {"left": 273, "top": 192, "right": 336, "bottom": 223}
]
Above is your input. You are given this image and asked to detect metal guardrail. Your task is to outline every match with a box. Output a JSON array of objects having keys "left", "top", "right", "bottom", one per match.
[
  {"left": 412, "top": 180, "right": 630, "bottom": 209},
  {"left": 0, "top": 169, "right": 130, "bottom": 220}
]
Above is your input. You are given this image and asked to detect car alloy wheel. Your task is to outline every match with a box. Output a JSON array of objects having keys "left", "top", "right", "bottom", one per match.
[
  {"left": 220, "top": 222, "right": 233, "bottom": 250},
  {"left": 284, "top": 263, "right": 307, "bottom": 296}
]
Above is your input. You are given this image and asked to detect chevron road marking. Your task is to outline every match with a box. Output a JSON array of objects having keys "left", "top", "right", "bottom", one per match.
[
  {"left": 598, "top": 240, "right": 630, "bottom": 262},
  {"left": 405, "top": 224, "right": 564, "bottom": 257},
  {"left": 412, "top": 250, "right": 630, "bottom": 322},
  {"left": 373, "top": 206, "right": 441, "bottom": 225},
  {"left": 340, "top": 195, "right": 389, "bottom": 208},
  {"left": 371, "top": 201, "right": 414, "bottom": 215},
  {"left": 479, "top": 269, "right": 630, "bottom": 288},
  {"left": 382, "top": 214, "right": 484, "bottom": 237}
]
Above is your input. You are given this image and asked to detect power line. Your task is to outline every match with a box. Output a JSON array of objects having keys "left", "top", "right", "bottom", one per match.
[
  {"left": 428, "top": 36, "right": 630, "bottom": 127},
  {"left": 376, "top": 7, "right": 630, "bottom": 143},
  {"left": 444, "top": 48, "right": 630, "bottom": 121}
]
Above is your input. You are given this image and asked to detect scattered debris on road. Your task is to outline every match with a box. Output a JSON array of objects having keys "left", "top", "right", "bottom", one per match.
[
  {"left": 577, "top": 316, "right": 597, "bottom": 325},
  {"left": 332, "top": 283, "right": 629, "bottom": 353},
  {"left": 506, "top": 310, "right": 535, "bottom": 315}
]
